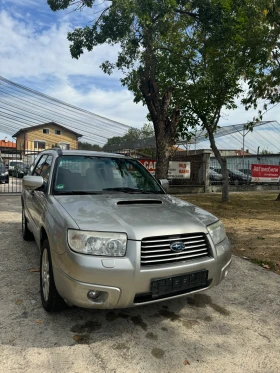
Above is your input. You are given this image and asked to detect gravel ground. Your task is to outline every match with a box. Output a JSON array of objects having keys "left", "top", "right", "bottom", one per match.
[{"left": 0, "top": 195, "right": 280, "bottom": 373}]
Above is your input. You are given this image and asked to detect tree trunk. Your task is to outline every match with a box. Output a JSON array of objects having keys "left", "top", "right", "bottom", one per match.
[
  {"left": 208, "top": 130, "right": 229, "bottom": 202},
  {"left": 155, "top": 126, "right": 172, "bottom": 179}
]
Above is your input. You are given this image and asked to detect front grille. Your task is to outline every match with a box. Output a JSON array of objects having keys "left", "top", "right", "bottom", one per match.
[{"left": 141, "top": 233, "right": 211, "bottom": 266}]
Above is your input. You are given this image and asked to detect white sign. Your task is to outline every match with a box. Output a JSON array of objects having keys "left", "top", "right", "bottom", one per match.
[{"left": 168, "top": 161, "right": 191, "bottom": 179}]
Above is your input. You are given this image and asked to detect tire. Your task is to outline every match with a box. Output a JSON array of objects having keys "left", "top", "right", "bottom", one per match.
[
  {"left": 22, "top": 206, "right": 34, "bottom": 241},
  {"left": 40, "top": 239, "right": 66, "bottom": 312}
]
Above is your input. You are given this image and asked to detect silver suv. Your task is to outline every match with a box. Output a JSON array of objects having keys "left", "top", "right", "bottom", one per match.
[{"left": 22, "top": 149, "right": 231, "bottom": 312}]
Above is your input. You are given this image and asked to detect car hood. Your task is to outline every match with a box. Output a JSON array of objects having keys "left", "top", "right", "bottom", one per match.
[{"left": 54, "top": 194, "right": 218, "bottom": 240}]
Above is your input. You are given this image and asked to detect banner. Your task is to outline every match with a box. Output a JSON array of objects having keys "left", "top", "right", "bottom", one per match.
[
  {"left": 251, "top": 164, "right": 280, "bottom": 183},
  {"left": 138, "top": 159, "right": 191, "bottom": 179}
]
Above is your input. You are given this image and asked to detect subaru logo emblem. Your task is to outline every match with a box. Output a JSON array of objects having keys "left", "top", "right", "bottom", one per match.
[{"left": 170, "top": 242, "right": 185, "bottom": 252}]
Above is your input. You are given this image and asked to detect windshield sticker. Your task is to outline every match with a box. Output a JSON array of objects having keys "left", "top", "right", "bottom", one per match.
[{"left": 56, "top": 184, "right": 65, "bottom": 190}]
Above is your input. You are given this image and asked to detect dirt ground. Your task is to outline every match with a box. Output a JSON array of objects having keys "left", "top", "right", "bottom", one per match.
[{"left": 181, "top": 191, "right": 280, "bottom": 274}]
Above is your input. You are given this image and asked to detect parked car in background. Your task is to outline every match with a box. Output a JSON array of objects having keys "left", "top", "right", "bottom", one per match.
[
  {"left": 0, "top": 162, "right": 9, "bottom": 183},
  {"left": 209, "top": 168, "right": 223, "bottom": 184},
  {"left": 21, "top": 149, "right": 231, "bottom": 312},
  {"left": 238, "top": 168, "right": 252, "bottom": 176},
  {"left": 8, "top": 160, "right": 23, "bottom": 176},
  {"left": 211, "top": 167, "right": 251, "bottom": 185},
  {"left": 12, "top": 163, "right": 30, "bottom": 178}
]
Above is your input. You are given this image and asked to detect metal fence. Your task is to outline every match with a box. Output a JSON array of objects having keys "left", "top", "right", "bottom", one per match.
[
  {"left": 1, "top": 141, "right": 279, "bottom": 194},
  {"left": 0, "top": 141, "right": 75, "bottom": 194},
  {"left": 210, "top": 154, "right": 280, "bottom": 186}
]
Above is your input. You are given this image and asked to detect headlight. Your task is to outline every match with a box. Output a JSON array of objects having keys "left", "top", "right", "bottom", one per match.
[
  {"left": 5, "top": 171, "right": 8, "bottom": 175},
  {"left": 68, "top": 230, "right": 127, "bottom": 256},
  {"left": 207, "top": 221, "right": 226, "bottom": 245}
]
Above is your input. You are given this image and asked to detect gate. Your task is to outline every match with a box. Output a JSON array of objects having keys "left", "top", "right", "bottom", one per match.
[{"left": 0, "top": 140, "right": 73, "bottom": 194}]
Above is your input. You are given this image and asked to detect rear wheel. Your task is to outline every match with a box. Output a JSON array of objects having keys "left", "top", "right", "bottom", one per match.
[
  {"left": 22, "top": 206, "right": 34, "bottom": 241},
  {"left": 40, "top": 239, "right": 66, "bottom": 312}
]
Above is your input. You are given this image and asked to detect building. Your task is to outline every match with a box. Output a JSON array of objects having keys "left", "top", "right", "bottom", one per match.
[
  {"left": 0, "top": 138, "right": 18, "bottom": 164},
  {"left": 12, "top": 122, "right": 82, "bottom": 153}
]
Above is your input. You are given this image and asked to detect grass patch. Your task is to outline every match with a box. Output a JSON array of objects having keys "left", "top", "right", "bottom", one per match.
[{"left": 179, "top": 192, "right": 280, "bottom": 275}]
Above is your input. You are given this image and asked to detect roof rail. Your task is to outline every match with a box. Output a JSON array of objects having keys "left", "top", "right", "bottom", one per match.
[{"left": 51, "top": 147, "right": 63, "bottom": 156}]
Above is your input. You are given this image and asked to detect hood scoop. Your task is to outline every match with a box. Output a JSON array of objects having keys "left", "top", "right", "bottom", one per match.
[{"left": 117, "top": 199, "right": 163, "bottom": 206}]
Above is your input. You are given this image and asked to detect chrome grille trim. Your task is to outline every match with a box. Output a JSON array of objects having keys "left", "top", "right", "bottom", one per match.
[{"left": 141, "top": 233, "right": 211, "bottom": 266}]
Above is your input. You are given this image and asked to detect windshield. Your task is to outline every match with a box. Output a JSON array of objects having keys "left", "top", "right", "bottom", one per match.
[
  {"left": 53, "top": 156, "right": 164, "bottom": 195},
  {"left": 10, "top": 161, "right": 22, "bottom": 167}
]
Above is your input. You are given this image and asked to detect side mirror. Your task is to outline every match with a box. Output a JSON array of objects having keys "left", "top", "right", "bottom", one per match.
[
  {"left": 23, "top": 176, "right": 44, "bottom": 191},
  {"left": 158, "top": 179, "right": 169, "bottom": 191}
]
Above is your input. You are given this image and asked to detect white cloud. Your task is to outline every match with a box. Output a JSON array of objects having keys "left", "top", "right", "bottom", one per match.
[
  {"left": 0, "top": 10, "right": 148, "bottom": 130},
  {"left": 44, "top": 80, "right": 148, "bottom": 127},
  {"left": 0, "top": 10, "right": 119, "bottom": 80}
]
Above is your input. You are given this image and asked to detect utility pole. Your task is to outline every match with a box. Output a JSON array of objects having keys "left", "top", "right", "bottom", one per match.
[{"left": 237, "top": 125, "right": 251, "bottom": 170}]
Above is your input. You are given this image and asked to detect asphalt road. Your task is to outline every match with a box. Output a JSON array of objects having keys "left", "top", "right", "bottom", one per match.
[{"left": 0, "top": 196, "right": 279, "bottom": 373}]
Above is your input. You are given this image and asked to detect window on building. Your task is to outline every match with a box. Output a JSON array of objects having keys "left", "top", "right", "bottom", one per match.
[
  {"left": 55, "top": 130, "right": 61, "bottom": 135},
  {"left": 34, "top": 141, "right": 46, "bottom": 150},
  {"left": 59, "top": 143, "right": 70, "bottom": 150},
  {"left": 42, "top": 129, "right": 50, "bottom": 134}
]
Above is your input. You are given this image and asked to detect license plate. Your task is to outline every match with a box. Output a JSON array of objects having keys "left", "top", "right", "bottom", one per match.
[{"left": 151, "top": 270, "right": 208, "bottom": 298}]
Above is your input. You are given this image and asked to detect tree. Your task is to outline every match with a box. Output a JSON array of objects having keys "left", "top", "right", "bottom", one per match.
[
  {"left": 48, "top": 0, "right": 194, "bottom": 179},
  {"left": 168, "top": 1, "right": 276, "bottom": 201},
  {"left": 102, "top": 123, "right": 155, "bottom": 152},
  {"left": 47, "top": 0, "right": 277, "bottom": 201},
  {"left": 78, "top": 141, "right": 102, "bottom": 151}
]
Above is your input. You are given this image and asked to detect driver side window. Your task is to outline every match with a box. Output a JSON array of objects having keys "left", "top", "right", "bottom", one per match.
[{"left": 33, "top": 155, "right": 53, "bottom": 183}]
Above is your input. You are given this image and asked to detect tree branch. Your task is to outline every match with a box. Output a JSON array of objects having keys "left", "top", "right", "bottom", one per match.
[{"left": 174, "top": 9, "right": 198, "bottom": 19}]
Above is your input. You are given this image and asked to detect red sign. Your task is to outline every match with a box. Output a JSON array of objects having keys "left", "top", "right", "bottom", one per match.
[
  {"left": 251, "top": 164, "right": 280, "bottom": 182},
  {"left": 138, "top": 159, "right": 156, "bottom": 174},
  {"left": 138, "top": 159, "right": 191, "bottom": 179}
]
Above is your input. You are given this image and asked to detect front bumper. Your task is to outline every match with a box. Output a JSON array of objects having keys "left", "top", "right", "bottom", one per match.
[{"left": 52, "top": 236, "right": 231, "bottom": 309}]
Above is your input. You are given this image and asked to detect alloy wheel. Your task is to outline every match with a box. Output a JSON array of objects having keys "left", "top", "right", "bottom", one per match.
[{"left": 41, "top": 249, "right": 50, "bottom": 302}]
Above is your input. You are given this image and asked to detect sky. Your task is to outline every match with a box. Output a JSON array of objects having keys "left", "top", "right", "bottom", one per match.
[{"left": 0, "top": 0, "right": 280, "bottom": 151}]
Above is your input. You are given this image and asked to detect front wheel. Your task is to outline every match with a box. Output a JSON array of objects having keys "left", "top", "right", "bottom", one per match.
[
  {"left": 40, "top": 239, "right": 66, "bottom": 312},
  {"left": 22, "top": 207, "right": 34, "bottom": 241}
]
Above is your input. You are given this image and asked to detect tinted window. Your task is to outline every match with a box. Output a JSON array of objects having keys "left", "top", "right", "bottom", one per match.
[{"left": 53, "top": 156, "right": 163, "bottom": 194}]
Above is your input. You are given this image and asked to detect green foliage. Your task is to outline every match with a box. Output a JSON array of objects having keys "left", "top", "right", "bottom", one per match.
[
  {"left": 102, "top": 123, "right": 155, "bottom": 151},
  {"left": 48, "top": 0, "right": 277, "bottom": 183},
  {"left": 78, "top": 141, "right": 102, "bottom": 151},
  {"left": 241, "top": 1, "right": 280, "bottom": 116}
]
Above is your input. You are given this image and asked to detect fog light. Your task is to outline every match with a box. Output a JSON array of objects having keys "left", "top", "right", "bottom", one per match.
[{"left": 87, "top": 290, "right": 100, "bottom": 300}]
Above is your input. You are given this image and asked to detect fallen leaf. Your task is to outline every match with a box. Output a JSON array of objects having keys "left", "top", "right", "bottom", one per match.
[
  {"left": 183, "top": 359, "right": 190, "bottom": 365},
  {"left": 15, "top": 299, "right": 23, "bottom": 305},
  {"left": 238, "top": 248, "right": 246, "bottom": 252},
  {"left": 36, "top": 320, "right": 43, "bottom": 324},
  {"left": 29, "top": 268, "right": 40, "bottom": 273},
  {"left": 73, "top": 334, "right": 90, "bottom": 344},
  {"left": 262, "top": 264, "right": 270, "bottom": 269}
]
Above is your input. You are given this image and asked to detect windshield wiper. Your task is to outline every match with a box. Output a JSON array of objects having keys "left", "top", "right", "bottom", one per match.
[
  {"left": 102, "top": 187, "right": 163, "bottom": 194},
  {"left": 55, "top": 191, "right": 103, "bottom": 195}
]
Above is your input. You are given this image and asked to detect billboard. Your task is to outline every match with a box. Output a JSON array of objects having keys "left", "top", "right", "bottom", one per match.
[
  {"left": 138, "top": 159, "right": 191, "bottom": 179},
  {"left": 251, "top": 164, "right": 280, "bottom": 183}
]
